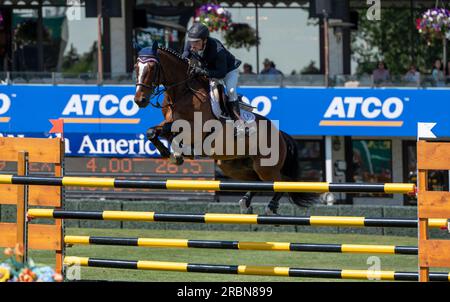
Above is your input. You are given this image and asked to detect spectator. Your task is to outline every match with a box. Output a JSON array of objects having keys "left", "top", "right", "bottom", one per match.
[
  {"left": 261, "top": 58, "right": 283, "bottom": 75},
  {"left": 404, "top": 64, "right": 420, "bottom": 85},
  {"left": 241, "top": 63, "right": 255, "bottom": 75},
  {"left": 261, "top": 58, "right": 273, "bottom": 74},
  {"left": 431, "top": 59, "right": 445, "bottom": 87},
  {"left": 270, "top": 61, "right": 284, "bottom": 76},
  {"left": 372, "top": 61, "right": 390, "bottom": 86}
]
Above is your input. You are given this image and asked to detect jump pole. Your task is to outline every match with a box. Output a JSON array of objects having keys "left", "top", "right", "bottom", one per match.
[
  {"left": 65, "top": 235, "right": 418, "bottom": 255},
  {"left": 63, "top": 256, "right": 450, "bottom": 281},
  {"left": 0, "top": 175, "right": 415, "bottom": 194},
  {"left": 29, "top": 209, "right": 448, "bottom": 228}
]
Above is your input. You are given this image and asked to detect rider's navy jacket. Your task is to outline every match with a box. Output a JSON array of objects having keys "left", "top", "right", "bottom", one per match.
[{"left": 182, "top": 37, "right": 241, "bottom": 79}]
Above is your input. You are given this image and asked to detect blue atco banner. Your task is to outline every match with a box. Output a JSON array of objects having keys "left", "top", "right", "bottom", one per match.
[
  {"left": 0, "top": 85, "right": 449, "bottom": 156},
  {"left": 238, "top": 87, "right": 450, "bottom": 137}
]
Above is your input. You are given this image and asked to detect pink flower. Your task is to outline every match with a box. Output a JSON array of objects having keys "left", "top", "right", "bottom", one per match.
[{"left": 4, "top": 248, "right": 14, "bottom": 256}]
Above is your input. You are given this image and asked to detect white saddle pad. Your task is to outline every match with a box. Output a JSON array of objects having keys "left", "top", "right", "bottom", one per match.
[{"left": 209, "top": 89, "right": 256, "bottom": 124}]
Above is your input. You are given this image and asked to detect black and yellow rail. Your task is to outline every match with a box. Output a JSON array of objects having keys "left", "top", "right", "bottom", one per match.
[
  {"left": 63, "top": 256, "right": 450, "bottom": 281},
  {"left": 0, "top": 174, "right": 416, "bottom": 193},
  {"left": 29, "top": 209, "right": 448, "bottom": 228},
  {"left": 64, "top": 235, "right": 418, "bottom": 255}
]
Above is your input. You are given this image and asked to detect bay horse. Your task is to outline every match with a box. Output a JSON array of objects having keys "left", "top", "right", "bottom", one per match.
[{"left": 133, "top": 42, "right": 316, "bottom": 214}]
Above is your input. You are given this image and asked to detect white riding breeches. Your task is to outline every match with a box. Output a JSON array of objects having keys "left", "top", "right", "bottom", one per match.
[{"left": 211, "top": 68, "right": 239, "bottom": 102}]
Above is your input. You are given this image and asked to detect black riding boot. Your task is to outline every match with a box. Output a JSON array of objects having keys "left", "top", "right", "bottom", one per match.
[
  {"left": 229, "top": 100, "right": 241, "bottom": 121},
  {"left": 228, "top": 100, "right": 245, "bottom": 136}
]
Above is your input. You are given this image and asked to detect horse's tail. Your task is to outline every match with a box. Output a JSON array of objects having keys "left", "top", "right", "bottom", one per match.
[{"left": 280, "top": 131, "right": 318, "bottom": 207}]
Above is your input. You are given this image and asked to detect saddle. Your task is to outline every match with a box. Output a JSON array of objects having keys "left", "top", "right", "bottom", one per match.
[{"left": 212, "top": 81, "right": 254, "bottom": 119}]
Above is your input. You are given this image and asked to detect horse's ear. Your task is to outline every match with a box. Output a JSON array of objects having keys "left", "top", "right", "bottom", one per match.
[
  {"left": 134, "top": 42, "right": 143, "bottom": 52},
  {"left": 152, "top": 41, "right": 158, "bottom": 53}
]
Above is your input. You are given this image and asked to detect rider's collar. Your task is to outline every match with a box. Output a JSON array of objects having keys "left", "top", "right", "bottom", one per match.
[{"left": 194, "top": 49, "right": 205, "bottom": 57}]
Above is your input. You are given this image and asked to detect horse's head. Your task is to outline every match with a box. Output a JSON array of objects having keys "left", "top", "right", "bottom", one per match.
[{"left": 134, "top": 42, "right": 161, "bottom": 108}]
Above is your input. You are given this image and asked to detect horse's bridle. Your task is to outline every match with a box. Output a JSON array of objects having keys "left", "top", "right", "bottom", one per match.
[
  {"left": 136, "top": 53, "right": 208, "bottom": 109},
  {"left": 136, "top": 56, "right": 161, "bottom": 93}
]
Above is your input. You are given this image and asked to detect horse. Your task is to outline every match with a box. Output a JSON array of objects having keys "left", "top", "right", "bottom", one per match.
[{"left": 133, "top": 42, "right": 316, "bottom": 214}]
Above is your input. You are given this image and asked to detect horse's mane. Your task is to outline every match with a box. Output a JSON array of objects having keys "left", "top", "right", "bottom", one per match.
[
  {"left": 157, "top": 45, "right": 208, "bottom": 86},
  {"left": 157, "top": 46, "right": 189, "bottom": 65}
]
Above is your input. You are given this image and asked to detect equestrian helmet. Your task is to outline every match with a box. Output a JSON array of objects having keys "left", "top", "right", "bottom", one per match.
[{"left": 187, "top": 23, "right": 209, "bottom": 41}]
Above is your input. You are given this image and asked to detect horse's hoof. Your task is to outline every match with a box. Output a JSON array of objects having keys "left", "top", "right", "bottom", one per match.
[
  {"left": 169, "top": 154, "right": 184, "bottom": 166},
  {"left": 264, "top": 206, "right": 280, "bottom": 227},
  {"left": 239, "top": 203, "right": 253, "bottom": 214},
  {"left": 264, "top": 206, "right": 278, "bottom": 216},
  {"left": 241, "top": 206, "right": 253, "bottom": 215},
  {"left": 239, "top": 198, "right": 253, "bottom": 214}
]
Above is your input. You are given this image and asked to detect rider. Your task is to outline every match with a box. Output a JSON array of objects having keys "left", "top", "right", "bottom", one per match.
[{"left": 182, "top": 23, "right": 244, "bottom": 128}]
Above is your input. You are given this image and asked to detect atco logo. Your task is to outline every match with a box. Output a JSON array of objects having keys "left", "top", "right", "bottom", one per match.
[
  {"left": 62, "top": 94, "right": 274, "bottom": 119},
  {"left": 241, "top": 95, "right": 272, "bottom": 116},
  {"left": 324, "top": 96, "right": 404, "bottom": 119},
  {"left": 62, "top": 94, "right": 138, "bottom": 116},
  {"left": 0, "top": 94, "right": 11, "bottom": 115}
]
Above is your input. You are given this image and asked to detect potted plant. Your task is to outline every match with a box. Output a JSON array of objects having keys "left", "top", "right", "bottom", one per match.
[
  {"left": 194, "top": 3, "right": 232, "bottom": 32},
  {"left": 416, "top": 7, "right": 450, "bottom": 45}
]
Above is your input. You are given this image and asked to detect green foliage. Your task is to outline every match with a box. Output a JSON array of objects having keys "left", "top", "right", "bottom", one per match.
[
  {"left": 352, "top": 8, "right": 443, "bottom": 75},
  {"left": 61, "top": 42, "right": 97, "bottom": 74}
]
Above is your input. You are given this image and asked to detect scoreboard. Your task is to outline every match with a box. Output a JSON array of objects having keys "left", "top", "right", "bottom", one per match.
[{"left": 0, "top": 157, "right": 216, "bottom": 201}]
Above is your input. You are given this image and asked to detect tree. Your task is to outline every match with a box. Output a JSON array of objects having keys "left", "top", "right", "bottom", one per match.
[
  {"left": 62, "top": 44, "right": 79, "bottom": 70},
  {"left": 352, "top": 8, "right": 443, "bottom": 76},
  {"left": 61, "top": 42, "right": 97, "bottom": 73},
  {"left": 224, "top": 23, "right": 260, "bottom": 50},
  {"left": 300, "top": 60, "right": 321, "bottom": 74}
]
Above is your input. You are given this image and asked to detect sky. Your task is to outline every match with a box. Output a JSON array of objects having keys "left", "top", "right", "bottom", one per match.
[
  {"left": 209, "top": 7, "right": 320, "bottom": 75},
  {"left": 64, "top": 8, "right": 98, "bottom": 55}
]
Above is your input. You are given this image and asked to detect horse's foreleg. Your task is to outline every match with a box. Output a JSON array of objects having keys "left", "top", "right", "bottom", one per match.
[
  {"left": 156, "top": 121, "right": 184, "bottom": 166},
  {"left": 147, "top": 125, "right": 171, "bottom": 158},
  {"left": 239, "top": 191, "right": 256, "bottom": 214}
]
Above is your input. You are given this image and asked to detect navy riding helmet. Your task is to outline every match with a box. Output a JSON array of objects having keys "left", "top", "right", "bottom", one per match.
[{"left": 187, "top": 23, "right": 209, "bottom": 41}]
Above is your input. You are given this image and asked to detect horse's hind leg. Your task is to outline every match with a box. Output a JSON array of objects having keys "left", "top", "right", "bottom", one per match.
[
  {"left": 239, "top": 191, "right": 256, "bottom": 214},
  {"left": 216, "top": 159, "right": 259, "bottom": 213},
  {"left": 251, "top": 154, "right": 286, "bottom": 216},
  {"left": 265, "top": 192, "right": 284, "bottom": 215}
]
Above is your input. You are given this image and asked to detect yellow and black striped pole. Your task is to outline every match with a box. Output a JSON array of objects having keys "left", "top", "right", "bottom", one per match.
[
  {"left": 29, "top": 209, "right": 448, "bottom": 228},
  {"left": 63, "top": 256, "right": 450, "bottom": 281},
  {"left": 0, "top": 174, "right": 416, "bottom": 194},
  {"left": 64, "top": 235, "right": 418, "bottom": 255}
]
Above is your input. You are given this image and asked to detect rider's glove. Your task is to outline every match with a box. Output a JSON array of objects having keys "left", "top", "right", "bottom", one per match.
[{"left": 192, "top": 67, "right": 208, "bottom": 77}]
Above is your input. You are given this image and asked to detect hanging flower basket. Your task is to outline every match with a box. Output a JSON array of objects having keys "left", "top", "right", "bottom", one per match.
[
  {"left": 224, "top": 23, "right": 260, "bottom": 50},
  {"left": 194, "top": 4, "right": 232, "bottom": 32},
  {"left": 416, "top": 8, "right": 450, "bottom": 44}
]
